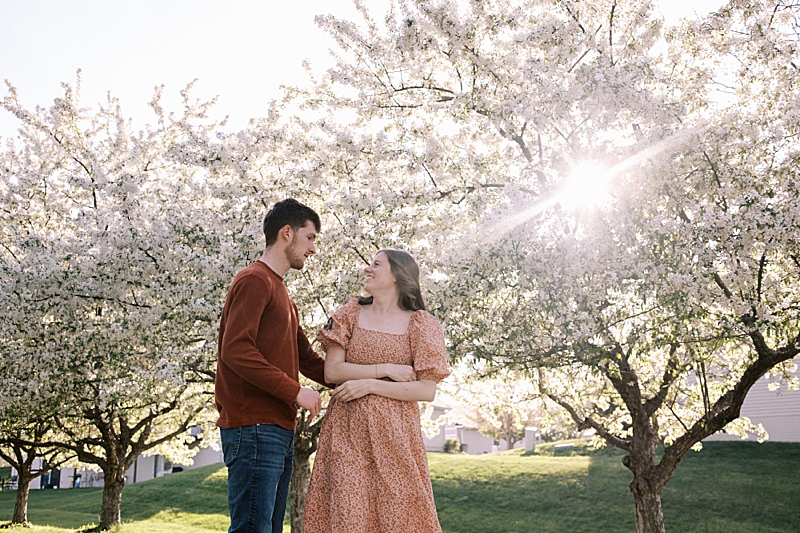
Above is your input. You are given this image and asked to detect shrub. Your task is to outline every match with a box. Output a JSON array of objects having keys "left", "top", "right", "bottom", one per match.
[{"left": 444, "top": 439, "right": 461, "bottom": 454}]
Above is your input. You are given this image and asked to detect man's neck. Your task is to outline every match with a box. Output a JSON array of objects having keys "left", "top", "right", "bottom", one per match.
[{"left": 259, "top": 248, "right": 289, "bottom": 278}]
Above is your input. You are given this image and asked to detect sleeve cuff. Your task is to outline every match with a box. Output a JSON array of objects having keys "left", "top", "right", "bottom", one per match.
[{"left": 272, "top": 375, "right": 302, "bottom": 405}]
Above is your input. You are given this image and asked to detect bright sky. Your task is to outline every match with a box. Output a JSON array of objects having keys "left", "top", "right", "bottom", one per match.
[{"left": 0, "top": 0, "right": 725, "bottom": 139}]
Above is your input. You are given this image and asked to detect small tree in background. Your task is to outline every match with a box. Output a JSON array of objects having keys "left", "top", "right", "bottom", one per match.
[
  {"left": 0, "top": 415, "right": 74, "bottom": 526},
  {"left": 442, "top": 366, "right": 540, "bottom": 450}
]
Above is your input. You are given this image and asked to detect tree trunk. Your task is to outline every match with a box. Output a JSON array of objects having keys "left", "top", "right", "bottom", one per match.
[
  {"left": 631, "top": 477, "right": 666, "bottom": 533},
  {"left": 99, "top": 469, "right": 126, "bottom": 530},
  {"left": 622, "top": 420, "right": 666, "bottom": 533},
  {"left": 289, "top": 409, "right": 322, "bottom": 533},
  {"left": 290, "top": 452, "right": 312, "bottom": 533},
  {"left": 502, "top": 411, "right": 515, "bottom": 450},
  {"left": 12, "top": 470, "right": 32, "bottom": 525},
  {"left": 290, "top": 407, "right": 323, "bottom": 532}
]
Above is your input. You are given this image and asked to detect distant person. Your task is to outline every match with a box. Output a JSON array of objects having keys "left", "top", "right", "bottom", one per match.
[
  {"left": 302, "top": 249, "right": 451, "bottom": 533},
  {"left": 215, "top": 198, "right": 330, "bottom": 533}
]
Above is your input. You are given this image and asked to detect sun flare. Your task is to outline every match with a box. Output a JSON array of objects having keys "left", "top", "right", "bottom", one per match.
[{"left": 561, "top": 163, "right": 610, "bottom": 209}]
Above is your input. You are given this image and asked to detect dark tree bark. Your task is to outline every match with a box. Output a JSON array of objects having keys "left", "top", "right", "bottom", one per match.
[
  {"left": 621, "top": 422, "right": 667, "bottom": 533},
  {"left": 99, "top": 466, "right": 126, "bottom": 530},
  {"left": 290, "top": 454, "right": 312, "bottom": 533},
  {"left": 630, "top": 479, "right": 666, "bottom": 533},
  {"left": 290, "top": 409, "right": 324, "bottom": 533},
  {"left": 12, "top": 468, "right": 32, "bottom": 526}
]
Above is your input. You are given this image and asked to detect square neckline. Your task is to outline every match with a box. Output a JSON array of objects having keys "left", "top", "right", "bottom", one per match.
[{"left": 354, "top": 303, "right": 415, "bottom": 336}]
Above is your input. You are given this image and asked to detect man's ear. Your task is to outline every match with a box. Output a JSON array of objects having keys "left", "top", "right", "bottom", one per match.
[{"left": 279, "top": 224, "right": 293, "bottom": 243}]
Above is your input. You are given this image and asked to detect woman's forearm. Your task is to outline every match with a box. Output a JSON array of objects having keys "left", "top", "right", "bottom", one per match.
[
  {"left": 325, "top": 360, "right": 383, "bottom": 384},
  {"left": 368, "top": 379, "right": 437, "bottom": 402},
  {"left": 330, "top": 377, "right": 437, "bottom": 403},
  {"left": 324, "top": 345, "right": 415, "bottom": 384}
]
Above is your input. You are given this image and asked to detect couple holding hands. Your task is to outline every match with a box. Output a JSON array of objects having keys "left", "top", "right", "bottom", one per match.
[{"left": 214, "top": 198, "right": 450, "bottom": 533}]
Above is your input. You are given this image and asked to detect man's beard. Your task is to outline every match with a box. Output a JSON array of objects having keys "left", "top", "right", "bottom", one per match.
[{"left": 285, "top": 236, "right": 306, "bottom": 270}]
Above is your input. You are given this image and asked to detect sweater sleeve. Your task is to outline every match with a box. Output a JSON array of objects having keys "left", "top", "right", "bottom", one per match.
[{"left": 218, "top": 274, "right": 300, "bottom": 405}]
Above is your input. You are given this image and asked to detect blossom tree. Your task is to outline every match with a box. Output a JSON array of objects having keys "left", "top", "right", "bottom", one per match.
[
  {"left": 0, "top": 72, "right": 403, "bottom": 530},
  {"left": 441, "top": 366, "right": 540, "bottom": 449},
  {"left": 292, "top": 1, "right": 800, "bottom": 531},
  {"left": 0, "top": 78, "right": 268, "bottom": 529}
]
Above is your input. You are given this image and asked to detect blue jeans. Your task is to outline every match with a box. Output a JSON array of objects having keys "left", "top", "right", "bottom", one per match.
[{"left": 221, "top": 424, "right": 294, "bottom": 533}]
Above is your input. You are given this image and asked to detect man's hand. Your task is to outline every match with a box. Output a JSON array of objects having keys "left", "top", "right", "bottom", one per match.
[
  {"left": 295, "top": 387, "right": 322, "bottom": 418},
  {"left": 380, "top": 363, "right": 417, "bottom": 382},
  {"left": 331, "top": 379, "right": 375, "bottom": 403}
]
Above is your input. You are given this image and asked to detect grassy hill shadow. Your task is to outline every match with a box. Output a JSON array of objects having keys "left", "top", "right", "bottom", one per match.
[
  {"left": 659, "top": 441, "right": 800, "bottom": 533},
  {"left": 430, "top": 447, "right": 633, "bottom": 533}
]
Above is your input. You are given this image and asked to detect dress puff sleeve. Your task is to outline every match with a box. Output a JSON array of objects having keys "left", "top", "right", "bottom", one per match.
[
  {"left": 316, "top": 298, "right": 360, "bottom": 351},
  {"left": 409, "top": 311, "right": 451, "bottom": 383}
]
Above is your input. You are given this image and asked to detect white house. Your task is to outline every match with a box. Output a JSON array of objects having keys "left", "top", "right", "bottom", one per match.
[
  {"left": 422, "top": 397, "right": 530, "bottom": 454},
  {"left": 9, "top": 430, "right": 223, "bottom": 490},
  {"left": 706, "top": 368, "right": 800, "bottom": 442}
]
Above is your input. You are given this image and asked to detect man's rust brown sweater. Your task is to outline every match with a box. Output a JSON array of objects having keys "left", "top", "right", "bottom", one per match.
[{"left": 215, "top": 260, "right": 328, "bottom": 430}]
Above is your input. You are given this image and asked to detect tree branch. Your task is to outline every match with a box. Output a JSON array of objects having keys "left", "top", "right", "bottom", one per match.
[
  {"left": 609, "top": 1, "right": 617, "bottom": 65},
  {"left": 74, "top": 293, "right": 152, "bottom": 309},
  {"left": 538, "top": 369, "right": 632, "bottom": 451},
  {"left": 702, "top": 150, "right": 728, "bottom": 212},
  {"left": 756, "top": 252, "right": 767, "bottom": 303},
  {"left": 713, "top": 272, "right": 733, "bottom": 299},
  {"left": 657, "top": 329, "right": 799, "bottom": 486},
  {"left": 643, "top": 345, "right": 680, "bottom": 417},
  {"left": 603, "top": 345, "right": 644, "bottom": 418},
  {"left": 511, "top": 122, "right": 534, "bottom": 163},
  {"left": 568, "top": 49, "right": 592, "bottom": 73},
  {"left": 0, "top": 241, "right": 21, "bottom": 263}
]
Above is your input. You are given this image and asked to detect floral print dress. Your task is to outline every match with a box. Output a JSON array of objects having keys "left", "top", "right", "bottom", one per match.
[{"left": 301, "top": 298, "right": 451, "bottom": 533}]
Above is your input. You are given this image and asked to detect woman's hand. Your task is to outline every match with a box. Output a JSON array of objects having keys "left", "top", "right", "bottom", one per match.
[
  {"left": 331, "top": 379, "right": 375, "bottom": 402},
  {"left": 380, "top": 363, "right": 417, "bottom": 382}
]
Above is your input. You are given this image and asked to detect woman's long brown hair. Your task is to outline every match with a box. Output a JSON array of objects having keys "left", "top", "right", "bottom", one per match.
[{"left": 358, "top": 249, "right": 426, "bottom": 311}]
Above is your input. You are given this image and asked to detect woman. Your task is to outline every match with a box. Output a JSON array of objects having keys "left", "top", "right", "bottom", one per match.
[{"left": 302, "top": 249, "right": 451, "bottom": 533}]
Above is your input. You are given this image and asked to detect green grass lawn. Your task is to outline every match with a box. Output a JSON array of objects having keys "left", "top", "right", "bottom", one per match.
[
  {"left": 0, "top": 464, "right": 230, "bottom": 533},
  {"left": 430, "top": 441, "right": 800, "bottom": 533},
  {"left": 1, "top": 441, "right": 798, "bottom": 532}
]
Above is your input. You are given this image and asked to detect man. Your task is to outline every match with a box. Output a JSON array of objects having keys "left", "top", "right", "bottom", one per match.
[{"left": 215, "top": 198, "right": 330, "bottom": 533}]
